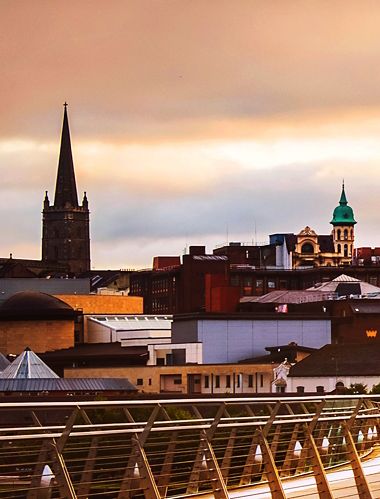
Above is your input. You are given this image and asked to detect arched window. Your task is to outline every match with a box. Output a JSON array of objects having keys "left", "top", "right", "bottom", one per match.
[
  {"left": 344, "top": 244, "right": 348, "bottom": 257},
  {"left": 301, "top": 243, "right": 314, "bottom": 254},
  {"left": 337, "top": 244, "right": 341, "bottom": 254},
  {"left": 344, "top": 229, "right": 348, "bottom": 240},
  {"left": 337, "top": 229, "right": 341, "bottom": 240}
]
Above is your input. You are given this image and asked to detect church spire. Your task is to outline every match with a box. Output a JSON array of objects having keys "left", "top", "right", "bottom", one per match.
[{"left": 53, "top": 103, "right": 79, "bottom": 208}]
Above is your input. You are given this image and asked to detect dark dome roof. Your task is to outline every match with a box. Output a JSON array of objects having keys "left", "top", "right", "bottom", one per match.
[{"left": 0, "top": 291, "right": 75, "bottom": 320}]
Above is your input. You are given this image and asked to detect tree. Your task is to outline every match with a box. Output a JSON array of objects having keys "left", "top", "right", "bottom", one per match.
[{"left": 345, "top": 383, "right": 367, "bottom": 394}]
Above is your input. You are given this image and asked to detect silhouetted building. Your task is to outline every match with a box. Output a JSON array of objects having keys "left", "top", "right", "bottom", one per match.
[{"left": 42, "top": 104, "right": 90, "bottom": 274}]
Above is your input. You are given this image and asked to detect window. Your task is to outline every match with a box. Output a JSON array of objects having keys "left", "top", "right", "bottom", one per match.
[
  {"left": 157, "top": 358, "right": 165, "bottom": 366},
  {"left": 236, "top": 374, "right": 240, "bottom": 388},
  {"left": 204, "top": 375, "right": 209, "bottom": 389},
  {"left": 248, "top": 375, "right": 253, "bottom": 388},
  {"left": 344, "top": 244, "right": 348, "bottom": 257},
  {"left": 173, "top": 376, "right": 182, "bottom": 385},
  {"left": 296, "top": 386, "right": 305, "bottom": 393},
  {"left": 215, "top": 375, "right": 220, "bottom": 389},
  {"left": 260, "top": 374, "right": 264, "bottom": 388},
  {"left": 276, "top": 386, "right": 285, "bottom": 393},
  {"left": 316, "top": 385, "right": 324, "bottom": 393},
  {"left": 148, "top": 378, "right": 152, "bottom": 386},
  {"left": 268, "top": 280, "right": 275, "bottom": 289},
  {"left": 301, "top": 243, "right": 314, "bottom": 254},
  {"left": 243, "top": 277, "right": 252, "bottom": 287},
  {"left": 337, "top": 229, "right": 341, "bottom": 240},
  {"left": 230, "top": 275, "right": 239, "bottom": 287},
  {"left": 344, "top": 229, "right": 348, "bottom": 240},
  {"left": 226, "top": 375, "right": 231, "bottom": 389},
  {"left": 256, "top": 279, "right": 263, "bottom": 288},
  {"left": 136, "top": 378, "right": 143, "bottom": 386},
  {"left": 337, "top": 244, "right": 341, "bottom": 254}
]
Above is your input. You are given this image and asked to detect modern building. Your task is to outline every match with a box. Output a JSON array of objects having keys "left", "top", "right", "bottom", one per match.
[{"left": 42, "top": 104, "right": 91, "bottom": 274}]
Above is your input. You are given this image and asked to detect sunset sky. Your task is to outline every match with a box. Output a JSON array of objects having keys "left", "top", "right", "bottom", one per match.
[{"left": 2, "top": 1, "right": 380, "bottom": 269}]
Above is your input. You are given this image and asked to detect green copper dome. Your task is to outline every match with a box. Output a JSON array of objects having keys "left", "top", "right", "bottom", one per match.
[{"left": 330, "top": 184, "right": 356, "bottom": 226}]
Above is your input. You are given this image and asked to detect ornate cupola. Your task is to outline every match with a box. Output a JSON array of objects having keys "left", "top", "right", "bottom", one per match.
[
  {"left": 331, "top": 183, "right": 356, "bottom": 262},
  {"left": 42, "top": 104, "right": 91, "bottom": 274}
]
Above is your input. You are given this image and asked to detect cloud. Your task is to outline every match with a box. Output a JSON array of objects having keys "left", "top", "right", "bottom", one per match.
[{"left": 1, "top": 1, "right": 380, "bottom": 267}]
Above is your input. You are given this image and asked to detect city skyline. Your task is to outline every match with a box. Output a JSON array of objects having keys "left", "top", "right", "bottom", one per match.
[{"left": 2, "top": 1, "right": 380, "bottom": 268}]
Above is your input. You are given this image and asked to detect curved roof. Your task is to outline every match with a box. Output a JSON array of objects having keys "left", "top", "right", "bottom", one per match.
[
  {"left": 0, "top": 291, "right": 76, "bottom": 320},
  {"left": 331, "top": 185, "right": 356, "bottom": 226}
]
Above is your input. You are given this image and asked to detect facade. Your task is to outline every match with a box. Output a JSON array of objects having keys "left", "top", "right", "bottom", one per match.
[
  {"left": 55, "top": 294, "right": 143, "bottom": 342},
  {"left": 65, "top": 362, "right": 275, "bottom": 395},
  {"left": 171, "top": 313, "right": 331, "bottom": 363},
  {"left": 0, "top": 292, "right": 77, "bottom": 355},
  {"left": 42, "top": 104, "right": 90, "bottom": 274}
]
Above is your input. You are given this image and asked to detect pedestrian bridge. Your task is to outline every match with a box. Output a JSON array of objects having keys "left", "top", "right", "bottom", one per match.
[{"left": 0, "top": 395, "right": 380, "bottom": 498}]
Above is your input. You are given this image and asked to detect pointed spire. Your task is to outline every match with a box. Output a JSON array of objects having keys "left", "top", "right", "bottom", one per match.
[
  {"left": 53, "top": 103, "right": 79, "bottom": 208},
  {"left": 43, "top": 190, "right": 50, "bottom": 209},
  {"left": 339, "top": 181, "right": 347, "bottom": 205}
]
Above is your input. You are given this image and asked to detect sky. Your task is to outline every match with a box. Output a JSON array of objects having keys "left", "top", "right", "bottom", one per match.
[{"left": 2, "top": 1, "right": 380, "bottom": 269}]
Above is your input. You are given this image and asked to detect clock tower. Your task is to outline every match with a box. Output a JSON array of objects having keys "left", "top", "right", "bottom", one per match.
[
  {"left": 330, "top": 183, "right": 356, "bottom": 264},
  {"left": 42, "top": 104, "right": 90, "bottom": 274}
]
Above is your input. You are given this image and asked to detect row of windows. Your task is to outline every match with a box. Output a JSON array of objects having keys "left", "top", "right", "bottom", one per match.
[
  {"left": 203, "top": 374, "right": 264, "bottom": 389},
  {"left": 336, "top": 229, "right": 354, "bottom": 240},
  {"left": 136, "top": 374, "right": 265, "bottom": 389}
]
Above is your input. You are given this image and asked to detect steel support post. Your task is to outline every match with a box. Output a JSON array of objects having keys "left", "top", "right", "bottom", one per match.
[
  {"left": 240, "top": 401, "right": 281, "bottom": 486},
  {"left": 118, "top": 404, "right": 162, "bottom": 498},
  {"left": 304, "top": 426, "right": 333, "bottom": 499},
  {"left": 27, "top": 441, "right": 51, "bottom": 499},
  {"left": 186, "top": 403, "right": 227, "bottom": 494},
  {"left": 221, "top": 427, "right": 237, "bottom": 482},
  {"left": 257, "top": 430, "right": 286, "bottom": 499},
  {"left": 50, "top": 442, "right": 77, "bottom": 499},
  {"left": 201, "top": 430, "right": 229, "bottom": 499},
  {"left": 157, "top": 430, "right": 178, "bottom": 497},
  {"left": 77, "top": 436, "right": 99, "bottom": 498},
  {"left": 281, "top": 423, "right": 300, "bottom": 477},
  {"left": 343, "top": 422, "right": 373, "bottom": 499},
  {"left": 297, "top": 400, "right": 326, "bottom": 474},
  {"left": 131, "top": 437, "right": 161, "bottom": 499}
]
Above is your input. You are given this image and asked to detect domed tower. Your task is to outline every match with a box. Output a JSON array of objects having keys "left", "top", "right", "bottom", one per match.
[{"left": 330, "top": 183, "right": 356, "bottom": 264}]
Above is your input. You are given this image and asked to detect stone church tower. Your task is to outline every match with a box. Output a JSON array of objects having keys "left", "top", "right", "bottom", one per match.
[{"left": 42, "top": 104, "right": 90, "bottom": 274}]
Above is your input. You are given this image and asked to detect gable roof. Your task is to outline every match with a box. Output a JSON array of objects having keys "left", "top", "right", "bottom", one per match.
[{"left": 289, "top": 343, "right": 380, "bottom": 377}]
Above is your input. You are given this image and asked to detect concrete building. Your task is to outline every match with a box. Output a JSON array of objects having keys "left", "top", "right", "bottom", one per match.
[{"left": 171, "top": 313, "right": 331, "bottom": 363}]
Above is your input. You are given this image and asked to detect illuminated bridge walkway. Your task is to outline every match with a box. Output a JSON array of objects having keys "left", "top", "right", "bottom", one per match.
[{"left": 1, "top": 396, "right": 380, "bottom": 498}]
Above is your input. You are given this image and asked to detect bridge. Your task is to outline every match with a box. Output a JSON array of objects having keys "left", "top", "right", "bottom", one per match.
[{"left": 0, "top": 395, "right": 379, "bottom": 498}]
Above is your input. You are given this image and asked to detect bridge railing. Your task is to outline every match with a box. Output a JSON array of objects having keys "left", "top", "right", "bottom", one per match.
[{"left": 0, "top": 395, "right": 379, "bottom": 498}]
